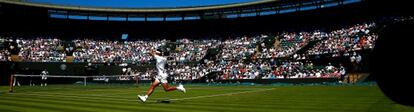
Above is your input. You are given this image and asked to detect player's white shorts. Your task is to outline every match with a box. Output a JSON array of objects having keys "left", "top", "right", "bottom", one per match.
[{"left": 155, "top": 73, "right": 168, "bottom": 84}]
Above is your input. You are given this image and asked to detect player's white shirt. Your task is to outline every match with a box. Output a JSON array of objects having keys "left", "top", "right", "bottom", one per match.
[
  {"left": 154, "top": 54, "right": 168, "bottom": 77},
  {"left": 41, "top": 71, "right": 48, "bottom": 80}
]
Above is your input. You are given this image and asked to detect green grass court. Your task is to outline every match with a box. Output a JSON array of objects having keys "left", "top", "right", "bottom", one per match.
[{"left": 1, "top": 84, "right": 413, "bottom": 112}]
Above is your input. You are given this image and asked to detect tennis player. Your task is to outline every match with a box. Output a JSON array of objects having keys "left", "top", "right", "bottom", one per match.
[{"left": 138, "top": 48, "right": 185, "bottom": 102}]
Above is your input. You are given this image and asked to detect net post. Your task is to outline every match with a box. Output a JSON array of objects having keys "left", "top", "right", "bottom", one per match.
[
  {"left": 136, "top": 76, "right": 139, "bottom": 86},
  {"left": 84, "top": 76, "right": 87, "bottom": 86}
]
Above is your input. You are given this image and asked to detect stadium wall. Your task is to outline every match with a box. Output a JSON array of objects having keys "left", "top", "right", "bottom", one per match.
[
  {"left": 1, "top": 62, "right": 153, "bottom": 76},
  {"left": 0, "top": 62, "right": 13, "bottom": 85},
  {"left": 0, "top": 49, "right": 372, "bottom": 76},
  {"left": 8, "top": 77, "right": 339, "bottom": 85}
]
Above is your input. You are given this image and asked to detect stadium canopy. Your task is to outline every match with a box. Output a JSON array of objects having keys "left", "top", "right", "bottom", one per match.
[
  {"left": 22, "top": 0, "right": 261, "bottom": 9},
  {"left": 0, "top": 0, "right": 276, "bottom": 12},
  {"left": 0, "top": 0, "right": 363, "bottom": 21}
]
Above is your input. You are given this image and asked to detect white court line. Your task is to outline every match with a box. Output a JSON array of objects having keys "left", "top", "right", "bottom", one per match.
[
  {"left": 10, "top": 92, "right": 138, "bottom": 102},
  {"left": 9, "top": 88, "right": 275, "bottom": 103},
  {"left": 10, "top": 92, "right": 137, "bottom": 100},
  {"left": 11, "top": 87, "right": 261, "bottom": 98},
  {"left": 18, "top": 91, "right": 143, "bottom": 97},
  {"left": 169, "top": 88, "right": 274, "bottom": 101}
]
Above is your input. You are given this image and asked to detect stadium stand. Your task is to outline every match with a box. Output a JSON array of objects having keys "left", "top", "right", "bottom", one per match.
[
  {"left": 0, "top": 21, "right": 380, "bottom": 64},
  {"left": 0, "top": 19, "right": 390, "bottom": 82},
  {"left": 1, "top": 0, "right": 414, "bottom": 109}
]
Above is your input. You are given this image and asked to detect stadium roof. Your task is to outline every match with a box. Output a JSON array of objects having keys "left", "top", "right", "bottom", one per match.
[
  {"left": 0, "top": 0, "right": 277, "bottom": 12},
  {"left": 21, "top": 0, "right": 260, "bottom": 8},
  {"left": 0, "top": 0, "right": 365, "bottom": 22}
]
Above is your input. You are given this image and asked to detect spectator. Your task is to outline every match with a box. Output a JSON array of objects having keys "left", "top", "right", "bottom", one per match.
[
  {"left": 306, "top": 23, "right": 377, "bottom": 57},
  {"left": 339, "top": 64, "right": 346, "bottom": 83}
]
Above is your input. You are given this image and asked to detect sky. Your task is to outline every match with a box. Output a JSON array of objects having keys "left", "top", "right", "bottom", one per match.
[{"left": 28, "top": 0, "right": 260, "bottom": 8}]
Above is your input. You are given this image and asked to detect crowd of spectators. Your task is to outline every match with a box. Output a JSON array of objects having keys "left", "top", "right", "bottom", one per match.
[
  {"left": 0, "top": 20, "right": 388, "bottom": 82},
  {"left": 72, "top": 39, "right": 161, "bottom": 63},
  {"left": 18, "top": 38, "right": 65, "bottom": 62},
  {"left": 219, "top": 36, "right": 263, "bottom": 60},
  {"left": 231, "top": 60, "right": 341, "bottom": 80},
  {"left": 171, "top": 38, "right": 217, "bottom": 62},
  {"left": 0, "top": 38, "right": 10, "bottom": 61},
  {"left": 256, "top": 31, "right": 324, "bottom": 59},
  {"left": 0, "top": 22, "right": 378, "bottom": 63},
  {"left": 0, "top": 38, "right": 217, "bottom": 63},
  {"left": 0, "top": 49, "right": 9, "bottom": 61},
  {"left": 157, "top": 58, "right": 343, "bottom": 81},
  {"left": 306, "top": 23, "right": 377, "bottom": 56},
  {"left": 0, "top": 38, "right": 65, "bottom": 62}
]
